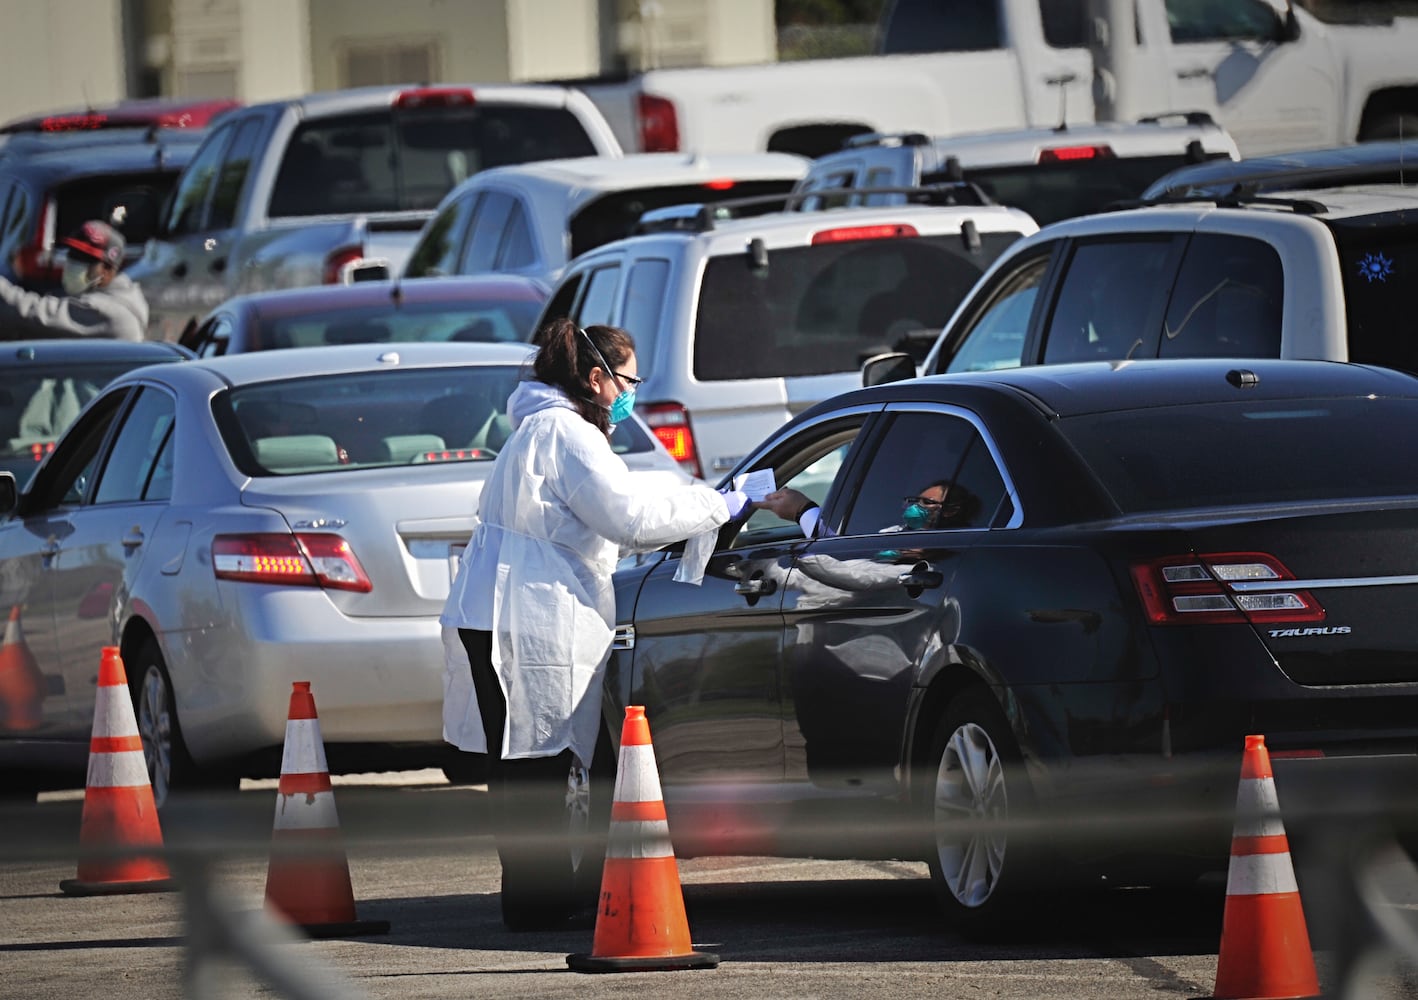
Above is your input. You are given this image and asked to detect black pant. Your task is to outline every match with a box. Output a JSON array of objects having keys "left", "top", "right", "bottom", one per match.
[{"left": 458, "top": 628, "right": 576, "bottom": 923}]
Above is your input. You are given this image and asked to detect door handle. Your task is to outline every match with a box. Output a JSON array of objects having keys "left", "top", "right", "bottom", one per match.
[
  {"left": 1176, "top": 66, "right": 1212, "bottom": 80},
  {"left": 897, "top": 564, "right": 944, "bottom": 591},
  {"left": 121, "top": 528, "right": 145, "bottom": 550},
  {"left": 171, "top": 261, "right": 188, "bottom": 278},
  {"left": 733, "top": 575, "right": 776, "bottom": 597}
]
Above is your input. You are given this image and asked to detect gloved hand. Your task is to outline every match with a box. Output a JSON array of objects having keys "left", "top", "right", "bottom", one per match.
[{"left": 720, "top": 488, "right": 753, "bottom": 520}]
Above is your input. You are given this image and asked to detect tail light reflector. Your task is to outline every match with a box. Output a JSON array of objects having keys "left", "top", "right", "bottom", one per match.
[
  {"left": 394, "top": 87, "right": 476, "bottom": 109},
  {"left": 703, "top": 179, "right": 736, "bottom": 191},
  {"left": 1037, "top": 144, "right": 1115, "bottom": 162},
  {"left": 40, "top": 113, "right": 108, "bottom": 132},
  {"left": 323, "top": 245, "right": 365, "bottom": 284},
  {"left": 811, "top": 223, "right": 919, "bottom": 244},
  {"left": 637, "top": 94, "right": 680, "bottom": 152},
  {"left": 643, "top": 402, "right": 701, "bottom": 479},
  {"left": 1130, "top": 552, "right": 1323, "bottom": 626},
  {"left": 213, "top": 533, "right": 372, "bottom": 593}
]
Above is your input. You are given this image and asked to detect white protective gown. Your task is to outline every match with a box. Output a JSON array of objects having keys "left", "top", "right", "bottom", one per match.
[{"left": 440, "top": 380, "right": 730, "bottom": 765}]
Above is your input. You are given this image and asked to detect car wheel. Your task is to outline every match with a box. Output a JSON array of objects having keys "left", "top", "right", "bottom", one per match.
[
  {"left": 129, "top": 639, "right": 215, "bottom": 808},
  {"left": 923, "top": 686, "right": 1042, "bottom": 935}
]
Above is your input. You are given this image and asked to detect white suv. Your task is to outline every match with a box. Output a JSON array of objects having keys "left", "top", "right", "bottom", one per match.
[
  {"left": 536, "top": 189, "right": 1038, "bottom": 478},
  {"left": 867, "top": 181, "right": 1418, "bottom": 385}
]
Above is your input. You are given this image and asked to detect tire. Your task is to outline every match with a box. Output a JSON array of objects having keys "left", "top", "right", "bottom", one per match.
[
  {"left": 921, "top": 686, "right": 1044, "bottom": 937},
  {"left": 129, "top": 638, "right": 233, "bottom": 808}
]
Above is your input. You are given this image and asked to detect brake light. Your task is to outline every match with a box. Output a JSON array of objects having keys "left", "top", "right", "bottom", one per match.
[
  {"left": 12, "top": 198, "right": 58, "bottom": 286},
  {"left": 638, "top": 94, "right": 680, "bottom": 152},
  {"left": 811, "top": 224, "right": 919, "bottom": 244},
  {"left": 643, "top": 402, "right": 701, "bottom": 479},
  {"left": 394, "top": 87, "right": 476, "bottom": 109},
  {"left": 29, "top": 442, "right": 54, "bottom": 462},
  {"left": 323, "top": 245, "right": 365, "bottom": 284},
  {"left": 1130, "top": 552, "right": 1324, "bottom": 626},
  {"left": 703, "top": 179, "right": 735, "bottom": 191},
  {"left": 1037, "top": 144, "right": 1115, "bottom": 163},
  {"left": 421, "top": 448, "right": 490, "bottom": 462},
  {"left": 212, "top": 533, "right": 372, "bottom": 593},
  {"left": 40, "top": 112, "right": 108, "bottom": 132}
]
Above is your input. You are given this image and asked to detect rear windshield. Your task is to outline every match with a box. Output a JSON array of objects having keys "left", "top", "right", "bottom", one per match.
[
  {"left": 217, "top": 366, "right": 651, "bottom": 476},
  {"left": 1058, "top": 397, "right": 1418, "bottom": 514},
  {"left": 250, "top": 299, "right": 543, "bottom": 350},
  {"left": 926, "top": 154, "right": 1218, "bottom": 226},
  {"left": 0, "top": 360, "right": 163, "bottom": 485},
  {"left": 269, "top": 106, "right": 598, "bottom": 217},
  {"left": 1333, "top": 220, "right": 1418, "bottom": 375},
  {"left": 569, "top": 180, "right": 797, "bottom": 259},
  {"left": 694, "top": 230, "right": 1021, "bottom": 380}
]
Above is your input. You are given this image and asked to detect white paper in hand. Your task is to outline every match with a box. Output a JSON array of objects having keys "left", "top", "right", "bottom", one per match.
[{"left": 733, "top": 468, "right": 776, "bottom": 502}]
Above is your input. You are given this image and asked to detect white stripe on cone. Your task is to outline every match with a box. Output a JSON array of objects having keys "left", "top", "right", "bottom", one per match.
[
  {"left": 87, "top": 748, "right": 150, "bottom": 789},
  {"left": 1232, "top": 776, "right": 1287, "bottom": 839},
  {"left": 612, "top": 744, "right": 663, "bottom": 803},
  {"left": 1227, "top": 851, "right": 1301, "bottom": 896},
  {"left": 606, "top": 819, "right": 674, "bottom": 860},
  {"left": 273, "top": 790, "right": 341, "bottom": 831},
  {"left": 93, "top": 684, "right": 135, "bottom": 739},
  {"left": 279, "top": 718, "right": 330, "bottom": 773}
]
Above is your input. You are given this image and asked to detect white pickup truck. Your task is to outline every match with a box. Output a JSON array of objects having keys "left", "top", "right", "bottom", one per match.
[
  {"left": 127, "top": 83, "right": 621, "bottom": 342},
  {"left": 576, "top": 0, "right": 1418, "bottom": 159}
]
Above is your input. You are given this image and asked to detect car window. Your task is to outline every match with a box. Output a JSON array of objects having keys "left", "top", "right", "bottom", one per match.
[
  {"left": 942, "top": 253, "right": 1051, "bottom": 374},
  {"left": 20, "top": 389, "right": 133, "bottom": 510},
  {"left": 696, "top": 230, "right": 1023, "bottom": 380},
  {"left": 576, "top": 264, "right": 622, "bottom": 327},
  {"left": 880, "top": 0, "right": 1001, "bottom": 53},
  {"left": 462, "top": 191, "right": 516, "bottom": 273},
  {"left": 842, "top": 410, "right": 987, "bottom": 536},
  {"left": 194, "top": 317, "right": 233, "bottom": 357},
  {"left": 1159, "top": 234, "right": 1282, "bottom": 359},
  {"left": 569, "top": 180, "right": 799, "bottom": 258},
  {"left": 1040, "top": 237, "right": 1176, "bottom": 364},
  {"left": 405, "top": 193, "right": 480, "bottom": 278},
  {"left": 258, "top": 299, "right": 543, "bottom": 348},
  {"left": 542, "top": 272, "right": 584, "bottom": 330},
  {"left": 620, "top": 258, "right": 670, "bottom": 374},
  {"left": 1166, "top": 0, "right": 1280, "bottom": 42},
  {"left": 207, "top": 117, "right": 264, "bottom": 230},
  {"left": 730, "top": 419, "right": 866, "bottom": 548},
  {"left": 92, "top": 387, "right": 176, "bottom": 505},
  {"left": 1038, "top": 0, "right": 1089, "bottom": 47},
  {"left": 1335, "top": 221, "right": 1418, "bottom": 374},
  {"left": 55, "top": 172, "right": 179, "bottom": 249},
  {"left": 494, "top": 198, "right": 536, "bottom": 271},
  {"left": 166, "top": 122, "right": 234, "bottom": 235},
  {"left": 218, "top": 365, "right": 528, "bottom": 475},
  {"left": 268, "top": 105, "right": 598, "bottom": 218}
]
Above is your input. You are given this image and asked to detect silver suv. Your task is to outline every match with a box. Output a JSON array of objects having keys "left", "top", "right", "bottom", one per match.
[
  {"left": 866, "top": 179, "right": 1418, "bottom": 385},
  {"left": 536, "top": 188, "right": 1038, "bottom": 479}
]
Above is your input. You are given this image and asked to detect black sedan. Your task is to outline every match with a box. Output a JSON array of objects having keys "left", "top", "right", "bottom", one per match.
[{"left": 600, "top": 358, "right": 1418, "bottom": 933}]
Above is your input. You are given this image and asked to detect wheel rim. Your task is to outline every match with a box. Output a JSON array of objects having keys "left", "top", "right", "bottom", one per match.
[
  {"left": 933, "top": 721, "right": 1008, "bottom": 908},
  {"left": 135, "top": 665, "right": 173, "bottom": 807},
  {"left": 565, "top": 758, "right": 591, "bottom": 872}
]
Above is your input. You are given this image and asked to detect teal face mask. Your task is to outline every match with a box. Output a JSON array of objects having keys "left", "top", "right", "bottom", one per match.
[
  {"left": 901, "top": 502, "right": 933, "bottom": 531},
  {"left": 608, "top": 387, "right": 636, "bottom": 425}
]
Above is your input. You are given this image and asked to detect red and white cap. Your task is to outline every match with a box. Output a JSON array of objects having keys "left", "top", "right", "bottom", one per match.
[{"left": 61, "top": 220, "right": 125, "bottom": 267}]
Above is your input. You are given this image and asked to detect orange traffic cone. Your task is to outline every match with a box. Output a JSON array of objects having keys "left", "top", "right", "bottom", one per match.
[
  {"left": 567, "top": 705, "right": 718, "bottom": 973},
  {"left": 1213, "top": 734, "right": 1320, "bottom": 1000},
  {"left": 59, "top": 646, "right": 175, "bottom": 896},
  {"left": 0, "top": 604, "right": 45, "bottom": 731},
  {"left": 263, "top": 681, "right": 388, "bottom": 938}
]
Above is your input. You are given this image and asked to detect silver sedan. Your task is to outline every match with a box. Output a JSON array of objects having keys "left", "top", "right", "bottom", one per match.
[{"left": 0, "top": 342, "right": 689, "bottom": 804}]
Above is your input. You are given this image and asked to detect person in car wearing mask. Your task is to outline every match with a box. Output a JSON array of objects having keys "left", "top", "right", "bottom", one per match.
[
  {"left": 440, "top": 317, "right": 752, "bottom": 931},
  {"left": 0, "top": 220, "right": 148, "bottom": 341},
  {"left": 758, "top": 478, "right": 964, "bottom": 538}
]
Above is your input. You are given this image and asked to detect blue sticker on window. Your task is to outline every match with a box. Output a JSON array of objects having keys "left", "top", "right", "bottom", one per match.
[{"left": 1357, "top": 251, "right": 1394, "bottom": 283}]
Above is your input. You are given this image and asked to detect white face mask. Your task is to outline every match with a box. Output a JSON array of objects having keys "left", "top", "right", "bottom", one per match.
[{"left": 62, "top": 260, "right": 97, "bottom": 296}]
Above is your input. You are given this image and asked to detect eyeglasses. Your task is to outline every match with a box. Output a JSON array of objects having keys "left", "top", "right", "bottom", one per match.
[
  {"left": 613, "top": 371, "right": 644, "bottom": 387},
  {"left": 902, "top": 495, "right": 950, "bottom": 508}
]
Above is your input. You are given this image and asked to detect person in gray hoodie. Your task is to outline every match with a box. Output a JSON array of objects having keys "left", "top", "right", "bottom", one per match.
[{"left": 0, "top": 220, "right": 149, "bottom": 341}]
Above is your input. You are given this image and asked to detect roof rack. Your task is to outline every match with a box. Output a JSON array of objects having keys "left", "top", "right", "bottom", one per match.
[
  {"left": 1112, "top": 190, "right": 1329, "bottom": 215},
  {"left": 1134, "top": 110, "right": 1218, "bottom": 128},
  {"left": 1153, "top": 161, "right": 1415, "bottom": 201},
  {"left": 634, "top": 182, "right": 996, "bottom": 234}
]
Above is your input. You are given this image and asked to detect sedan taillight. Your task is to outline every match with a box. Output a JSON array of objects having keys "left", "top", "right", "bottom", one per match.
[
  {"left": 212, "top": 533, "right": 372, "bottom": 593},
  {"left": 1130, "top": 552, "right": 1324, "bottom": 626},
  {"left": 642, "top": 401, "right": 702, "bottom": 479}
]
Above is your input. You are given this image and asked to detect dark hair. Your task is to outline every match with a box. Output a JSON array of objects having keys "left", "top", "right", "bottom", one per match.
[{"left": 530, "top": 317, "right": 635, "bottom": 435}]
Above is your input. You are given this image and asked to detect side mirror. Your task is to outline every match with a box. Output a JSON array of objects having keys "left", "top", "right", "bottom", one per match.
[
  {"left": 862, "top": 352, "right": 917, "bottom": 387},
  {"left": 0, "top": 472, "right": 17, "bottom": 517},
  {"left": 346, "top": 259, "right": 391, "bottom": 283}
]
